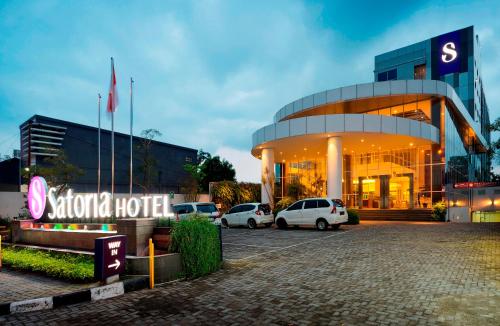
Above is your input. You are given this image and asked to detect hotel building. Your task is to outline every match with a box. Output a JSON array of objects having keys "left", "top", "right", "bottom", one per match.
[{"left": 251, "top": 26, "right": 491, "bottom": 217}]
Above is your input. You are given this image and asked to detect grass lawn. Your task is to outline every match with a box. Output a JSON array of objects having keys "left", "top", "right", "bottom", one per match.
[{"left": 2, "top": 247, "right": 94, "bottom": 282}]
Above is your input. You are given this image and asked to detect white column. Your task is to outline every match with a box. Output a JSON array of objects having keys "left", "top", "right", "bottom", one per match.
[
  {"left": 261, "top": 148, "right": 275, "bottom": 205},
  {"left": 327, "top": 137, "right": 342, "bottom": 199}
]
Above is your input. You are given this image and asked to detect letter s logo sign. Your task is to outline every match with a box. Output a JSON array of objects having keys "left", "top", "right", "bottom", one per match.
[
  {"left": 28, "top": 176, "right": 48, "bottom": 220},
  {"left": 441, "top": 42, "right": 457, "bottom": 63}
]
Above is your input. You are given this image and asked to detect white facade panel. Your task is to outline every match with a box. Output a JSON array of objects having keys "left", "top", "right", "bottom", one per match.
[
  {"left": 326, "top": 88, "right": 341, "bottom": 103},
  {"left": 264, "top": 125, "right": 276, "bottom": 141},
  {"left": 356, "top": 83, "right": 373, "bottom": 98},
  {"left": 276, "top": 121, "right": 290, "bottom": 139},
  {"left": 306, "top": 115, "right": 325, "bottom": 134},
  {"left": 303, "top": 95, "right": 314, "bottom": 109},
  {"left": 374, "top": 81, "right": 390, "bottom": 96},
  {"left": 363, "top": 115, "right": 381, "bottom": 132},
  {"left": 421, "top": 123, "right": 432, "bottom": 139},
  {"left": 409, "top": 120, "right": 421, "bottom": 137},
  {"left": 293, "top": 99, "right": 303, "bottom": 113},
  {"left": 344, "top": 114, "right": 363, "bottom": 132},
  {"left": 290, "top": 118, "right": 307, "bottom": 136},
  {"left": 381, "top": 116, "right": 397, "bottom": 134},
  {"left": 325, "top": 115, "right": 344, "bottom": 132},
  {"left": 407, "top": 80, "right": 423, "bottom": 94},
  {"left": 423, "top": 80, "right": 437, "bottom": 94},
  {"left": 341, "top": 85, "right": 356, "bottom": 101},
  {"left": 390, "top": 80, "right": 406, "bottom": 95},
  {"left": 313, "top": 91, "right": 327, "bottom": 106},
  {"left": 396, "top": 117, "right": 410, "bottom": 135}
]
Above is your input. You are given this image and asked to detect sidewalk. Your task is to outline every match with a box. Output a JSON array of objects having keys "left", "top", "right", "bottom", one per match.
[{"left": 0, "top": 268, "right": 98, "bottom": 304}]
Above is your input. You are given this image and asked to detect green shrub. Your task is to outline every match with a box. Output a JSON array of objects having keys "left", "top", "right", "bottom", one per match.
[
  {"left": 157, "top": 217, "right": 175, "bottom": 227},
  {"left": 346, "top": 208, "right": 360, "bottom": 224},
  {"left": 169, "top": 215, "right": 221, "bottom": 278},
  {"left": 273, "top": 196, "right": 295, "bottom": 215},
  {"left": 0, "top": 216, "right": 11, "bottom": 228},
  {"left": 2, "top": 247, "right": 94, "bottom": 282},
  {"left": 432, "top": 201, "right": 447, "bottom": 221}
]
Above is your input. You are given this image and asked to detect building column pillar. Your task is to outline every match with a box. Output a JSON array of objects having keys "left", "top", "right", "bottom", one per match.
[
  {"left": 327, "top": 137, "right": 342, "bottom": 199},
  {"left": 261, "top": 148, "right": 275, "bottom": 205}
]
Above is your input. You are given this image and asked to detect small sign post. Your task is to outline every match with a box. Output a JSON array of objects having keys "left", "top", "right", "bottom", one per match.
[{"left": 94, "top": 235, "right": 127, "bottom": 283}]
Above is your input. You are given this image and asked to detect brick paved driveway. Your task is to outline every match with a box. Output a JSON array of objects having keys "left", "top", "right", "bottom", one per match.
[
  {"left": 0, "top": 268, "right": 97, "bottom": 304},
  {"left": 1, "top": 221, "right": 499, "bottom": 325}
]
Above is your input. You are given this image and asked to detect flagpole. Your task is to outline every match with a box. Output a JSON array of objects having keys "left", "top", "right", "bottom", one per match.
[
  {"left": 111, "top": 58, "right": 115, "bottom": 199},
  {"left": 98, "top": 93, "right": 101, "bottom": 194},
  {"left": 129, "top": 77, "right": 134, "bottom": 197}
]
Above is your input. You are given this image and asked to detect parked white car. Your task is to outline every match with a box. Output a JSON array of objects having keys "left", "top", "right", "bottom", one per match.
[
  {"left": 275, "top": 198, "right": 347, "bottom": 231},
  {"left": 221, "top": 203, "right": 274, "bottom": 229},
  {"left": 172, "top": 202, "right": 220, "bottom": 221}
]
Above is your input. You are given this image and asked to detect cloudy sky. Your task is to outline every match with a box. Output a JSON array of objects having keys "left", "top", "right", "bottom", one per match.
[{"left": 0, "top": 0, "right": 499, "bottom": 181}]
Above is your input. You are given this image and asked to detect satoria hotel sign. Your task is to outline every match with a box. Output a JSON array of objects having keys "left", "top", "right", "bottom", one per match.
[{"left": 27, "top": 176, "right": 174, "bottom": 219}]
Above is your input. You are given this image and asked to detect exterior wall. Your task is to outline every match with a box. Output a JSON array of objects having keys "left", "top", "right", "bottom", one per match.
[
  {"left": 374, "top": 26, "right": 491, "bottom": 182},
  {"left": 0, "top": 192, "right": 25, "bottom": 218},
  {"left": 20, "top": 115, "right": 197, "bottom": 194}
]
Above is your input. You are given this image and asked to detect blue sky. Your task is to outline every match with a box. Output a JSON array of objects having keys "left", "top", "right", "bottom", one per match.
[{"left": 1, "top": 0, "right": 499, "bottom": 181}]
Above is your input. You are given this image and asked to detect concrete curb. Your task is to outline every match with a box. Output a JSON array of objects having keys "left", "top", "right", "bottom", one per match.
[{"left": 0, "top": 277, "right": 148, "bottom": 316}]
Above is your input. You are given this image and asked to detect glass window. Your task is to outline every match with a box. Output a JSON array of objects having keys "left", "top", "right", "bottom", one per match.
[
  {"left": 228, "top": 206, "right": 240, "bottom": 214},
  {"left": 241, "top": 204, "right": 255, "bottom": 212},
  {"left": 414, "top": 64, "right": 426, "bottom": 79},
  {"left": 304, "top": 200, "right": 317, "bottom": 209},
  {"left": 287, "top": 201, "right": 304, "bottom": 211},
  {"left": 387, "top": 69, "right": 397, "bottom": 80},
  {"left": 317, "top": 200, "right": 330, "bottom": 208},
  {"left": 196, "top": 204, "right": 217, "bottom": 213},
  {"left": 258, "top": 204, "right": 271, "bottom": 214},
  {"left": 378, "top": 72, "right": 387, "bottom": 81},
  {"left": 332, "top": 199, "right": 345, "bottom": 207},
  {"left": 186, "top": 205, "right": 195, "bottom": 213}
]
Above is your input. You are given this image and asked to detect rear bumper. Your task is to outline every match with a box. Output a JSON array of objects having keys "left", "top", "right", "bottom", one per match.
[{"left": 257, "top": 215, "right": 274, "bottom": 225}]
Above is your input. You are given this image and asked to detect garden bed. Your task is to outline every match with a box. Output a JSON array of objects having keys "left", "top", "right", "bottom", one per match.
[{"left": 2, "top": 246, "right": 94, "bottom": 282}]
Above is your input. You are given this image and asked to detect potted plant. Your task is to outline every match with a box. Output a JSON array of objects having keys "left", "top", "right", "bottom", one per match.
[{"left": 153, "top": 217, "right": 175, "bottom": 251}]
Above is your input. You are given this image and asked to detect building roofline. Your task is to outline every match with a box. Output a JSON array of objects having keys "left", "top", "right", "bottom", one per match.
[{"left": 19, "top": 114, "right": 197, "bottom": 153}]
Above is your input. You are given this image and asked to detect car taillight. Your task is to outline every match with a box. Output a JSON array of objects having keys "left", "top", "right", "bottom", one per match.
[
  {"left": 331, "top": 206, "right": 337, "bottom": 214},
  {"left": 255, "top": 210, "right": 261, "bottom": 216}
]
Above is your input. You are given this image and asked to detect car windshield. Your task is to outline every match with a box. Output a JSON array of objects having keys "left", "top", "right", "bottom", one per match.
[
  {"left": 196, "top": 204, "right": 218, "bottom": 213},
  {"left": 258, "top": 204, "right": 271, "bottom": 214},
  {"left": 332, "top": 199, "right": 345, "bottom": 207}
]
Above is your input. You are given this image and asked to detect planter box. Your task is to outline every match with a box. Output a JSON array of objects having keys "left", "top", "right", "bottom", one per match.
[
  {"left": 153, "top": 227, "right": 172, "bottom": 251},
  {"left": 126, "top": 252, "right": 182, "bottom": 283}
]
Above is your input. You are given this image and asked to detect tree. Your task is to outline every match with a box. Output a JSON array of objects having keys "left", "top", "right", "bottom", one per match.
[
  {"left": 136, "top": 129, "right": 162, "bottom": 194},
  {"left": 488, "top": 117, "right": 500, "bottom": 180},
  {"left": 184, "top": 150, "right": 236, "bottom": 192},
  {"left": 22, "top": 149, "right": 84, "bottom": 195}
]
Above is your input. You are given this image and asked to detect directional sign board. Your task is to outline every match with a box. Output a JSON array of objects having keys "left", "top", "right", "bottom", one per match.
[{"left": 94, "top": 235, "right": 127, "bottom": 281}]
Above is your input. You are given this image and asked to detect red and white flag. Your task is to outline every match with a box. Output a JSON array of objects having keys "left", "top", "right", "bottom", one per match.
[{"left": 107, "top": 57, "right": 119, "bottom": 113}]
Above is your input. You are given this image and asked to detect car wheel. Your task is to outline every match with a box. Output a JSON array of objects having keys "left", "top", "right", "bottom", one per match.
[
  {"left": 332, "top": 224, "right": 340, "bottom": 230},
  {"left": 316, "top": 218, "right": 328, "bottom": 231},
  {"left": 276, "top": 218, "right": 288, "bottom": 229},
  {"left": 221, "top": 218, "right": 228, "bottom": 228},
  {"left": 247, "top": 218, "right": 257, "bottom": 229}
]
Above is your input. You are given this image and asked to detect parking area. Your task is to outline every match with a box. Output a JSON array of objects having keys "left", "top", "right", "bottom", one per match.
[
  {"left": 221, "top": 225, "right": 352, "bottom": 260},
  {"left": 1, "top": 221, "right": 499, "bottom": 325}
]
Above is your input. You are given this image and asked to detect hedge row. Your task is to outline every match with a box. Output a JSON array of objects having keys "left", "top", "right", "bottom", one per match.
[{"left": 2, "top": 247, "right": 94, "bottom": 282}]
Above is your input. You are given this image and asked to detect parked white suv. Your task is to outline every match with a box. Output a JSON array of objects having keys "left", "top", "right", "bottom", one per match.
[
  {"left": 275, "top": 198, "right": 347, "bottom": 231},
  {"left": 222, "top": 203, "right": 274, "bottom": 229},
  {"left": 172, "top": 202, "right": 220, "bottom": 221}
]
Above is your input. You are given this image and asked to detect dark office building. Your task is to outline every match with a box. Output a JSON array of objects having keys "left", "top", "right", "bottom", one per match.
[{"left": 20, "top": 115, "right": 197, "bottom": 193}]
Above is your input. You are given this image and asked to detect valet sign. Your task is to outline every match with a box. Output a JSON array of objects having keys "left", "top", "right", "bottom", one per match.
[{"left": 27, "top": 176, "right": 174, "bottom": 219}]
